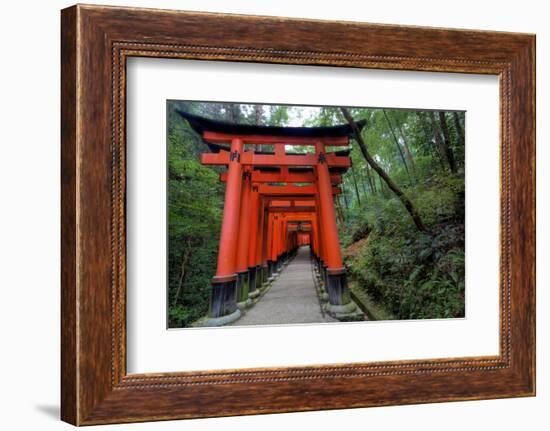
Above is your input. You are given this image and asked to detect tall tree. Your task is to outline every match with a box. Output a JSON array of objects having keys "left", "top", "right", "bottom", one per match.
[
  {"left": 254, "top": 105, "right": 263, "bottom": 125},
  {"left": 357, "top": 163, "right": 369, "bottom": 195},
  {"left": 341, "top": 107, "right": 428, "bottom": 232},
  {"left": 350, "top": 161, "right": 362, "bottom": 204},
  {"left": 224, "top": 103, "right": 239, "bottom": 123},
  {"left": 365, "top": 164, "right": 377, "bottom": 193},
  {"left": 383, "top": 109, "right": 412, "bottom": 183},
  {"left": 438, "top": 111, "right": 457, "bottom": 173},
  {"left": 341, "top": 178, "right": 349, "bottom": 209},
  {"left": 397, "top": 122, "right": 416, "bottom": 174},
  {"left": 172, "top": 238, "right": 192, "bottom": 307},
  {"left": 416, "top": 112, "right": 445, "bottom": 169},
  {"left": 335, "top": 196, "right": 346, "bottom": 224},
  {"left": 453, "top": 111, "right": 464, "bottom": 145},
  {"left": 429, "top": 111, "right": 451, "bottom": 171},
  {"left": 254, "top": 105, "right": 265, "bottom": 152}
]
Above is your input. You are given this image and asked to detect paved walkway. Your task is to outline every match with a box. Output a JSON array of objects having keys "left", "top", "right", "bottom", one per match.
[{"left": 231, "top": 246, "right": 336, "bottom": 326}]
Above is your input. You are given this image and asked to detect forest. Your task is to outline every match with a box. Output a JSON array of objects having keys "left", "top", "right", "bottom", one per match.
[{"left": 167, "top": 100, "right": 465, "bottom": 328}]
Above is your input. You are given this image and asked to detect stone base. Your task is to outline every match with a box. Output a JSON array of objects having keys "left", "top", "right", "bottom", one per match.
[
  {"left": 209, "top": 275, "right": 237, "bottom": 318},
  {"left": 324, "top": 269, "right": 362, "bottom": 320},
  {"left": 202, "top": 309, "right": 241, "bottom": 327},
  {"left": 248, "top": 289, "right": 260, "bottom": 299},
  {"left": 325, "top": 301, "right": 363, "bottom": 321},
  {"left": 326, "top": 269, "right": 349, "bottom": 305},
  {"left": 237, "top": 297, "right": 253, "bottom": 310},
  {"left": 326, "top": 301, "right": 357, "bottom": 315}
]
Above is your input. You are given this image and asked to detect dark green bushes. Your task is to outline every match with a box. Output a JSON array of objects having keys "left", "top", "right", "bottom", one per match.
[{"left": 343, "top": 175, "right": 465, "bottom": 320}]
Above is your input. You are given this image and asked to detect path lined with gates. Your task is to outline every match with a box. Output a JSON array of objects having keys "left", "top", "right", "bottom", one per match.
[
  {"left": 178, "top": 111, "right": 365, "bottom": 326},
  {"left": 230, "top": 246, "right": 336, "bottom": 326}
]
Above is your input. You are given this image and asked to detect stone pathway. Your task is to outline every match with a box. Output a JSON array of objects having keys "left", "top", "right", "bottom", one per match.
[{"left": 230, "top": 246, "right": 336, "bottom": 326}]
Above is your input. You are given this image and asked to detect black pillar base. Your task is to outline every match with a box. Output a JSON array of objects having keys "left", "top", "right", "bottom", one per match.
[
  {"left": 261, "top": 265, "right": 268, "bottom": 285},
  {"left": 326, "top": 269, "right": 351, "bottom": 305},
  {"left": 248, "top": 266, "right": 258, "bottom": 295},
  {"left": 267, "top": 260, "right": 274, "bottom": 277},
  {"left": 236, "top": 270, "right": 250, "bottom": 305},
  {"left": 325, "top": 268, "right": 359, "bottom": 319},
  {"left": 209, "top": 275, "right": 238, "bottom": 318}
]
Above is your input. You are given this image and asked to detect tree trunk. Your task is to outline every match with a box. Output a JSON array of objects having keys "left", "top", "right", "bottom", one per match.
[
  {"left": 357, "top": 163, "right": 368, "bottom": 195},
  {"left": 438, "top": 111, "right": 457, "bottom": 173},
  {"left": 172, "top": 238, "right": 192, "bottom": 307},
  {"left": 255, "top": 106, "right": 262, "bottom": 125},
  {"left": 336, "top": 196, "right": 345, "bottom": 224},
  {"left": 366, "top": 164, "right": 377, "bottom": 193},
  {"left": 383, "top": 109, "right": 412, "bottom": 183},
  {"left": 254, "top": 105, "right": 266, "bottom": 152},
  {"left": 398, "top": 124, "right": 416, "bottom": 173},
  {"left": 341, "top": 108, "right": 428, "bottom": 232},
  {"left": 417, "top": 112, "right": 445, "bottom": 169},
  {"left": 429, "top": 111, "right": 450, "bottom": 171},
  {"left": 341, "top": 179, "right": 349, "bottom": 209},
  {"left": 224, "top": 103, "right": 238, "bottom": 123},
  {"left": 350, "top": 162, "right": 362, "bottom": 204},
  {"left": 453, "top": 111, "right": 464, "bottom": 145}
]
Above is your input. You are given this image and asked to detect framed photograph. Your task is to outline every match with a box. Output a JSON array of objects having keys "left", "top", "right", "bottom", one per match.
[{"left": 61, "top": 4, "right": 535, "bottom": 425}]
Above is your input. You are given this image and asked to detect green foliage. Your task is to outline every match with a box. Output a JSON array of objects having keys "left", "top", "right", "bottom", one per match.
[
  {"left": 167, "top": 101, "right": 225, "bottom": 328},
  {"left": 166, "top": 100, "right": 465, "bottom": 326},
  {"left": 341, "top": 108, "right": 465, "bottom": 320}
]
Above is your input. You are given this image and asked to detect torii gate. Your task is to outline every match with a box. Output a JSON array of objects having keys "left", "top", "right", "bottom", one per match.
[{"left": 179, "top": 111, "right": 365, "bottom": 325}]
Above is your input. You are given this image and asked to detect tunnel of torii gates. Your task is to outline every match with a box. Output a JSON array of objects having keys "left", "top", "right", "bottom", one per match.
[{"left": 178, "top": 111, "right": 366, "bottom": 325}]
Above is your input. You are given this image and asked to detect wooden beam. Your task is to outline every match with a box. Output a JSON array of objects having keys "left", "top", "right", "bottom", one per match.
[
  {"left": 219, "top": 171, "right": 342, "bottom": 184},
  {"left": 201, "top": 150, "right": 351, "bottom": 168},
  {"left": 268, "top": 206, "right": 316, "bottom": 213},
  {"left": 258, "top": 184, "right": 341, "bottom": 195},
  {"left": 267, "top": 199, "right": 316, "bottom": 206},
  {"left": 243, "top": 152, "right": 350, "bottom": 168},
  {"left": 203, "top": 131, "right": 349, "bottom": 146}
]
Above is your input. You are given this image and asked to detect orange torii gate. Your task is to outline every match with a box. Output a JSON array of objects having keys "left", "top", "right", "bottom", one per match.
[
  {"left": 179, "top": 111, "right": 365, "bottom": 325},
  {"left": 236, "top": 184, "right": 339, "bottom": 307},
  {"left": 230, "top": 188, "right": 325, "bottom": 307},
  {"left": 261, "top": 200, "right": 318, "bottom": 280},
  {"left": 219, "top": 168, "right": 342, "bottom": 301}
]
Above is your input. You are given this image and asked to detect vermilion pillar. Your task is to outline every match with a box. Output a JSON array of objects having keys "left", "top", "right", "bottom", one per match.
[
  {"left": 235, "top": 168, "right": 252, "bottom": 308},
  {"left": 282, "top": 218, "right": 290, "bottom": 262},
  {"left": 256, "top": 197, "right": 268, "bottom": 287},
  {"left": 247, "top": 184, "right": 261, "bottom": 298},
  {"left": 209, "top": 138, "right": 244, "bottom": 323},
  {"left": 264, "top": 212, "right": 272, "bottom": 277},
  {"left": 270, "top": 214, "right": 279, "bottom": 275},
  {"left": 314, "top": 195, "right": 326, "bottom": 274},
  {"left": 316, "top": 141, "right": 356, "bottom": 318},
  {"left": 276, "top": 217, "right": 284, "bottom": 270}
]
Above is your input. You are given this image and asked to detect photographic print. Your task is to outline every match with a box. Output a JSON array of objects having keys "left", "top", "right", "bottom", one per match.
[{"left": 167, "top": 101, "right": 466, "bottom": 328}]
